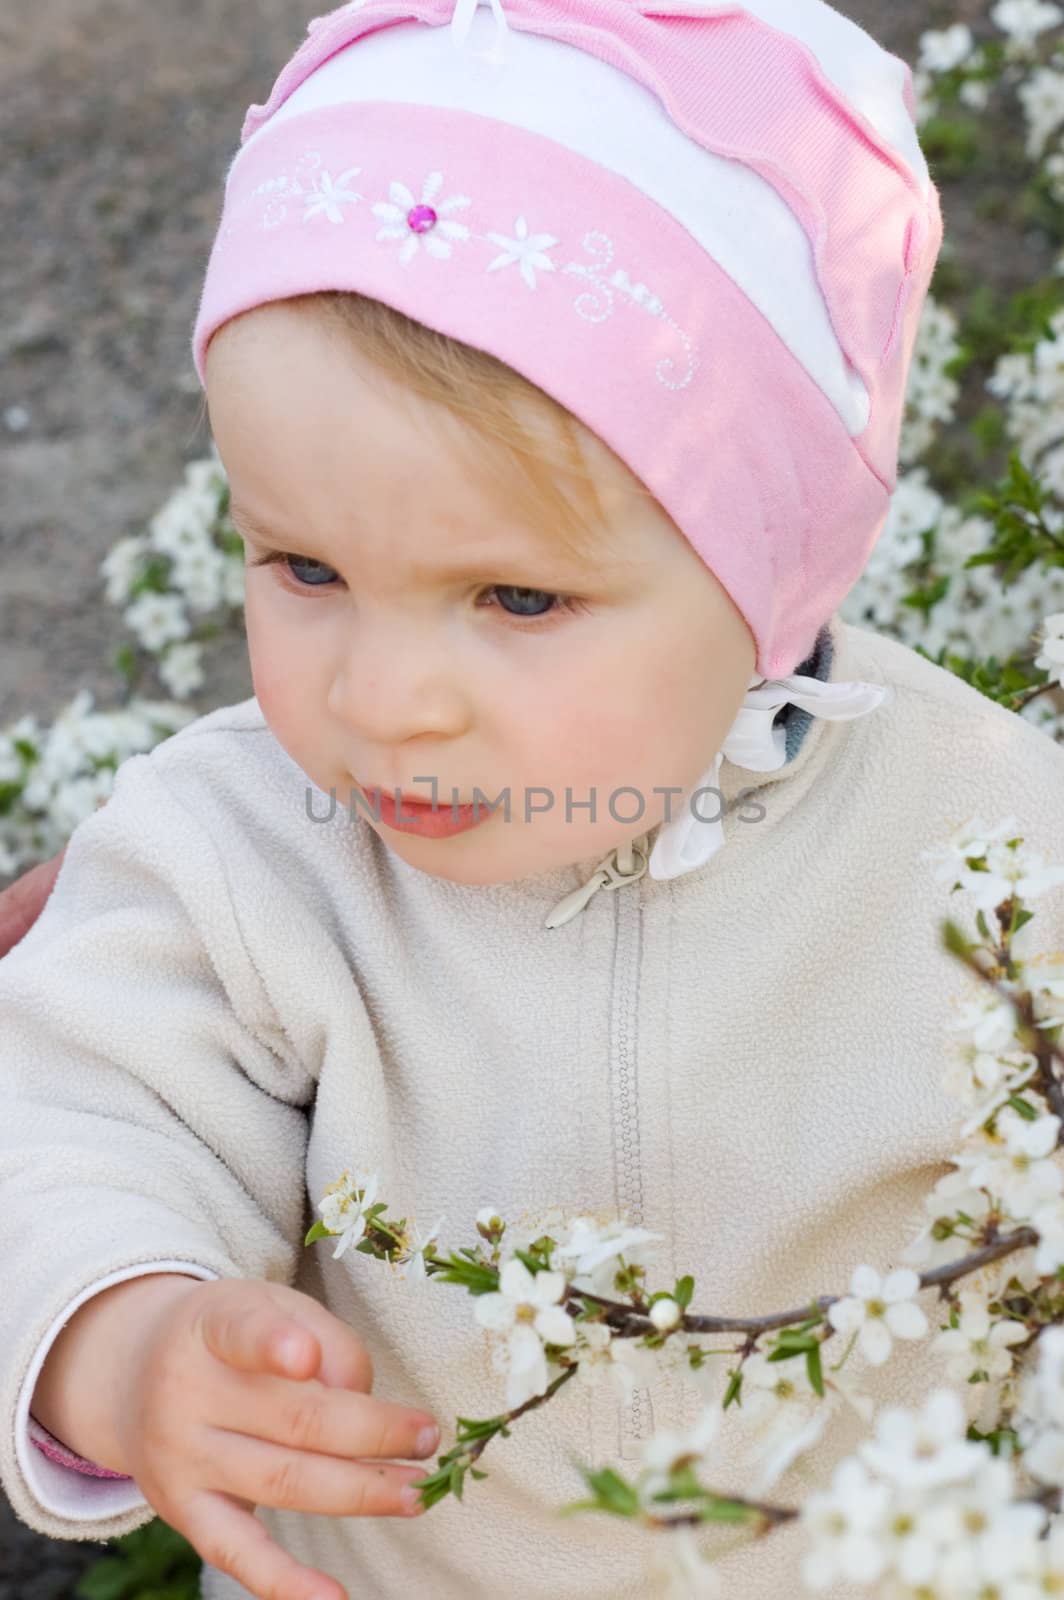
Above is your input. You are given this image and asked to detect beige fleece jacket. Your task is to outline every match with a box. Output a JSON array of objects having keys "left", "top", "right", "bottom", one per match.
[{"left": 1, "top": 614, "right": 1063, "bottom": 1600}]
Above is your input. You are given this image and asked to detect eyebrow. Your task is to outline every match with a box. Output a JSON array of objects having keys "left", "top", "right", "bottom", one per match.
[{"left": 227, "top": 503, "right": 612, "bottom": 582}]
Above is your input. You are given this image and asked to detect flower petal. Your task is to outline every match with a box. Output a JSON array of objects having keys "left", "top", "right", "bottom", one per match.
[{"left": 885, "top": 1301, "right": 929, "bottom": 1341}]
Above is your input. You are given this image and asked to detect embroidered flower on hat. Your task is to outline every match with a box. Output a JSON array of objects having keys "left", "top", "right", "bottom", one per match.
[
  {"left": 239, "top": 147, "right": 697, "bottom": 388},
  {"left": 485, "top": 216, "right": 560, "bottom": 289},
  {"left": 304, "top": 166, "right": 365, "bottom": 224},
  {"left": 372, "top": 169, "right": 472, "bottom": 263}
]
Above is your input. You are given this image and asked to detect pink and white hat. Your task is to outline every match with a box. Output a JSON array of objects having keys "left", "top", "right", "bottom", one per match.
[{"left": 191, "top": 0, "right": 942, "bottom": 686}]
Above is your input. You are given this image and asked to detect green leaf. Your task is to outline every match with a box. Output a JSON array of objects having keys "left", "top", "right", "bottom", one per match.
[
  {"left": 75, "top": 1560, "right": 133, "bottom": 1600},
  {"left": 806, "top": 1344, "right": 825, "bottom": 1398},
  {"left": 454, "top": 1414, "right": 506, "bottom": 1440},
  {"left": 697, "top": 1496, "right": 760, "bottom": 1525},
  {"left": 75, "top": 1520, "right": 200, "bottom": 1600},
  {"left": 112, "top": 642, "right": 138, "bottom": 685},
  {"left": 723, "top": 1367, "right": 743, "bottom": 1409},
  {"left": 304, "top": 1219, "right": 332, "bottom": 1246},
  {"left": 578, "top": 1466, "right": 641, "bottom": 1518},
  {"left": 1007, "top": 1095, "right": 1039, "bottom": 1121},
  {"left": 512, "top": 1247, "right": 547, "bottom": 1275},
  {"left": 674, "top": 1274, "right": 695, "bottom": 1309},
  {"left": 429, "top": 1253, "right": 499, "bottom": 1294}
]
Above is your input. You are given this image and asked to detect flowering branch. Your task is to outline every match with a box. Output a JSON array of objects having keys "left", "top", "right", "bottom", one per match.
[{"left": 304, "top": 818, "right": 1064, "bottom": 1593}]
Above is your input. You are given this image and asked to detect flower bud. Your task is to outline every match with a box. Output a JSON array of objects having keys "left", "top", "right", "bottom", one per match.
[
  {"left": 476, "top": 1207, "right": 504, "bottom": 1242},
  {"left": 649, "top": 1296, "right": 682, "bottom": 1332}
]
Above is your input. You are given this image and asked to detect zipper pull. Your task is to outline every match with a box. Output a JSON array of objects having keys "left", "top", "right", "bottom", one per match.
[{"left": 543, "top": 838, "right": 650, "bottom": 929}]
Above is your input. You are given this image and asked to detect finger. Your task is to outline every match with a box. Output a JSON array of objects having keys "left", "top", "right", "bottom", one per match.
[
  {"left": 199, "top": 1298, "right": 323, "bottom": 1381},
  {"left": 220, "top": 1368, "right": 440, "bottom": 1463},
  {"left": 181, "top": 1488, "right": 348, "bottom": 1600},
  {"left": 255, "top": 1283, "right": 374, "bottom": 1393},
  {"left": 203, "top": 1429, "right": 433, "bottom": 1519},
  {"left": 0, "top": 853, "right": 64, "bottom": 957}
]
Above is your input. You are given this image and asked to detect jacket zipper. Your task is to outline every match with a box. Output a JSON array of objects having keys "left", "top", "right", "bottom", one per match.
[
  {"left": 542, "top": 835, "right": 655, "bottom": 1455},
  {"left": 609, "top": 841, "right": 654, "bottom": 1460},
  {"left": 542, "top": 834, "right": 651, "bottom": 929}
]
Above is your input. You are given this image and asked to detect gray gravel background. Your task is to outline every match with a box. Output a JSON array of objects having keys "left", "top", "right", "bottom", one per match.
[{"left": 0, "top": 0, "right": 1000, "bottom": 1592}]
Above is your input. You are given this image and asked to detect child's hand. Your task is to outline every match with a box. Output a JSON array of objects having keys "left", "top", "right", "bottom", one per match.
[
  {"left": 113, "top": 1276, "right": 441, "bottom": 1600},
  {"left": 0, "top": 846, "right": 67, "bottom": 959}
]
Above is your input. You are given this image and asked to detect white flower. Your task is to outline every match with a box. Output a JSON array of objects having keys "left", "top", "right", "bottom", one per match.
[
  {"left": 1036, "top": 610, "right": 1064, "bottom": 686},
  {"left": 473, "top": 1256, "right": 577, "bottom": 1409},
  {"left": 754, "top": 1402, "right": 833, "bottom": 1496},
  {"left": 158, "top": 641, "right": 205, "bottom": 700},
  {"left": 991, "top": 0, "right": 1064, "bottom": 48},
  {"left": 948, "top": 993, "right": 1021, "bottom": 1056},
  {"left": 123, "top": 592, "right": 191, "bottom": 652},
  {"left": 484, "top": 215, "right": 559, "bottom": 289},
  {"left": 637, "top": 1404, "right": 721, "bottom": 1511},
  {"left": 1032, "top": 1196, "right": 1064, "bottom": 1274},
  {"left": 959, "top": 77, "right": 991, "bottom": 110},
  {"left": 303, "top": 166, "right": 364, "bottom": 224},
  {"left": 921, "top": 813, "right": 1020, "bottom": 889},
  {"left": 554, "top": 1215, "right": 665, "bottom": 1271},
  {"left": 317, "top": 1168, "right": 380, "bottom": 1260},
  {"left": 934, "top": 1458, "right": 1047, "bottom": 1590},
  {"left": 1016, "top": 1323, "right": 1064, "bottom": 1440},
  {"left": 933, "top": 1289, "right": 1028, "bottom": 1381},
  {"left": 148, "top": 494, "right": 215, "bottom": 558},
  {"left": 918, "top": 23, "right": 974, "bottom": 74},
  {"left": 858, "top": 1388, "right": 983, "bottom": 1491},
  {"left": 0, "top": 735, "right": 24, "bottom": 785},
  {"left": 572, "top": 1318, "right": 665, "bottom": 1395},
  {"left": 569, "top": 1319, "right": 617, "bottom": 1391},
  {"left": 396, "top": 1212, "right": 444, "bottom": 1283},
  {"left": 799, "top": 1456, "right": 891, "bottom": 1590},
  {"left": 169, "top": 545, "right": 227, "bottom": 613},
  {"left": 372, "top": 171, "right": 472, "bottom": 265},
  {"left": 827, "top": 1265, "right": 929, "bottom": 1366},
  {"left": 962, "top": 1106, "right": 1063, "bottom": 1218},
  {"left": 924, "top": 818, "right": 1064, "bottom": 912},
  {"left": 645, "top": 1526, "right": 722, "bottom": 1598},
  {"left": 100, "top": 535, "right": 150, "bottom": 605}
]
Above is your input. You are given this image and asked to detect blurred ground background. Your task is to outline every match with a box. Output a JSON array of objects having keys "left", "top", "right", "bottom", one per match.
[{"left": 0, "top": 0, "right": 1017, "bottom": 1591}]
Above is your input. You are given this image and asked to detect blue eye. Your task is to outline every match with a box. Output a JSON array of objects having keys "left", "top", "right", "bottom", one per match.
[
  {"left": 284, "top": 555, "right": 339, "bottom": 587},
  {"left": 250, "top": 548, "right": 585, "bottom": 627},
  {"left": 492, "top": 586, "right": 558, "bottom": 619}
]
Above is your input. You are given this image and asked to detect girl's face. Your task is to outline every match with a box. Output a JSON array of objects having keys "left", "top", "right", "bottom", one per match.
[{"left": 205, "top": 300, "right": 756, "bottom": 886}]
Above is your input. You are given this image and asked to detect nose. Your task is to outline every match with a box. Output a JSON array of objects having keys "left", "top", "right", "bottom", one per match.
[{"left": 325, "top": 616, "right": 472, "bottom": 745}]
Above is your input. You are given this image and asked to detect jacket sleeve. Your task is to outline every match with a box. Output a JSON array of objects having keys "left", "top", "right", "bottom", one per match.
[
  {"left": 0, "top": 750, "right": 316, "bottom": 1542},
  {"left": 19, "top": 1262, "right": 218, "bottom": 1524}
]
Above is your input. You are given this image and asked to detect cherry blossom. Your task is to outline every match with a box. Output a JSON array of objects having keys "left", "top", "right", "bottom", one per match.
[
  {"left": 826, "top": 1265, "right": 929, "bottom": 1366},
  {"left": 473, "top": 1256, "right": 577, "bottom": 1408}
]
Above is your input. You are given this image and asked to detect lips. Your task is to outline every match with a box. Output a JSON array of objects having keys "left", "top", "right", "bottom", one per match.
[
  {"left": 356, "top": 783, "right": 468, "bottom": 808},
  {"left": 356, "top": 782, "right": 492, "bottom": 839}
]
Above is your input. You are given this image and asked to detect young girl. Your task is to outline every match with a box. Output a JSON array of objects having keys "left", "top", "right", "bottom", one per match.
[{"left": 3, "top": 2, "right": 1064, "bottom": 1598}]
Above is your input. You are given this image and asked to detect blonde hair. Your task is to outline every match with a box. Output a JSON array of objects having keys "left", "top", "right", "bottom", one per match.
[{"left": 200, "top": 290, "right": 655, "bottom": 564}]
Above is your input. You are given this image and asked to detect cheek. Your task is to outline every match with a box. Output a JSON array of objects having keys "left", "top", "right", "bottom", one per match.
[{"left": 244, "top": 586, "right": 309, "bottom": 735}]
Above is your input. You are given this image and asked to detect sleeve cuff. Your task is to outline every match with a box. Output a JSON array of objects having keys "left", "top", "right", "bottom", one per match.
[{"left": 16, "top": 1260, "right": 219, "bottom": 1523}]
